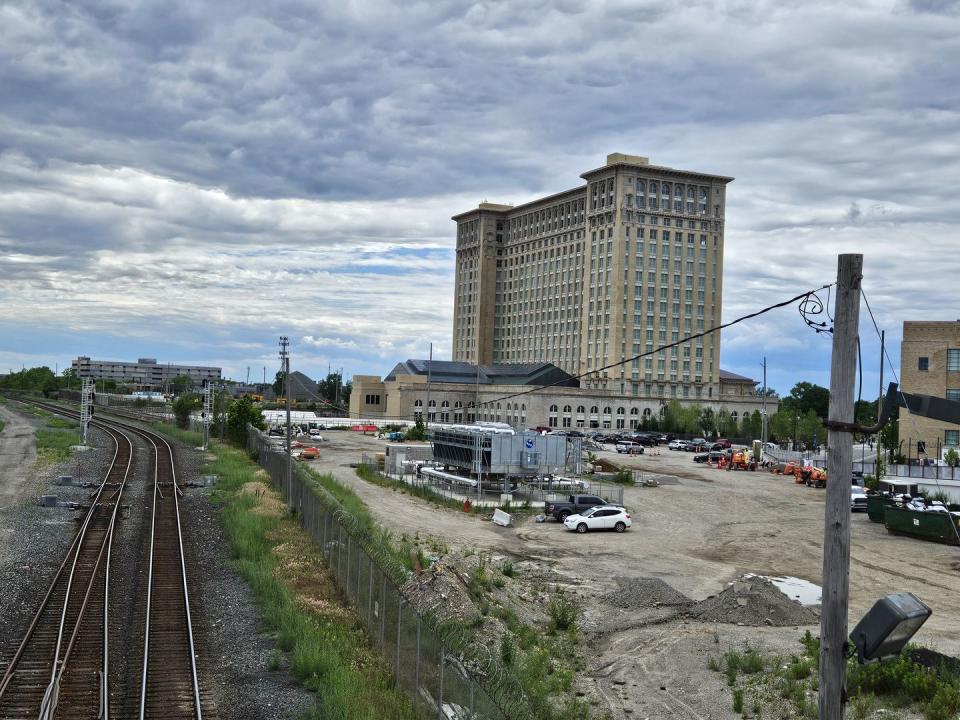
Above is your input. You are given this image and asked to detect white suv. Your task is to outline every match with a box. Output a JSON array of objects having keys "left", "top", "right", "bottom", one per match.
[{"left": 564, "top": 506, "right": 632, "bottom": 533}]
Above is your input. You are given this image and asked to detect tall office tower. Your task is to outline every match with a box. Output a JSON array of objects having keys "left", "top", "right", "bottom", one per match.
[{"left": 452, "top": 153, "right": 732, "bottom": 402}]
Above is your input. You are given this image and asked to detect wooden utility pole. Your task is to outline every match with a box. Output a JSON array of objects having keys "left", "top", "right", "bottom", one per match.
[{"left": 819, "top": 254, "right": 863, "bottom": 719}]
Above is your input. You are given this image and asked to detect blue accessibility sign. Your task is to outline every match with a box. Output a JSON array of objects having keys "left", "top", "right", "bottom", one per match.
[{"left": 525, "top": 438, "right": 534, "bottom": 449}]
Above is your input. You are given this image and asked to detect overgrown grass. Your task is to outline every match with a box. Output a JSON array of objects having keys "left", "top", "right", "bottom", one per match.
[
  {"left": 708, "top": 630, "right": 960, "bottom": 720},
  {"left": 204, "top": 443, "right": 420, "bottom": 720},
  {"left": 154, "top": 422, "right": 203, "bottom": 447},
  {"left": 35, "top": 425, "right": 79, "bottom": 464},
  {"left": 0, "top": 419, "right": 5, "bottom": 433}
]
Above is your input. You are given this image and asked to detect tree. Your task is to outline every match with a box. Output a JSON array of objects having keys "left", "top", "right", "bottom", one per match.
[
  {"left": 272, "top": 370, "right": 286, "bottom": 399},
  {"left": 716, "top": 409, "right": 733, "bottom": 436},
  {"left": 172, "top": 393, "right": 201, "bottom": 429},
  {"left": 405, "top": 415, "right": 427, "bottom": 441},
  {"left": 699, "top": 407, "right": 716, "bottom": 436},
  {"left": 226, "top": 396, "right": 266, "bottom": 447},
  {"left": 944, "top": 448, "right": 960, "bottom": 468},
  {"left": 746, "top": 410, "right": 763, "bottom": 441},
  {"left": 781, "top": 381, "right": 830, "bottom": 419},
  {"left": 169, "top": 375, "right": 194, "bottom": 396},
  {"left": 317, "top": 372, "right": 353, "bottom": 408}
]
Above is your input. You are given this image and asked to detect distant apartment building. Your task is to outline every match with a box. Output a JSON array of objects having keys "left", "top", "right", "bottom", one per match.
[
  {"left": 451, "top": 152, "right": 732, "bottom": 403},
  {"left": 899, "top": 321, "right": 960, "bottom": 457},
  {"left": 72, "top": 356, "right": 221, "bottom": 388}
]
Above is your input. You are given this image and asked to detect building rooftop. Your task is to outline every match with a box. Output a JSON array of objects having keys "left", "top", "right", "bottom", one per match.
[
  {"left": 719, "top": 369, "right": 757, "bottom": 383},
  {"left": 385, "top": 360, "right": 579, "bottom": 387}
]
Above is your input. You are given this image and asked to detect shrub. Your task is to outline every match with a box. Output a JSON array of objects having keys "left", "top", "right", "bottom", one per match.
[
  {"left": 547, "top": 596, "right": 580, "bottom": 633},
  {"left": 733, "top": 688, "right": 744, "bottom": 713}
]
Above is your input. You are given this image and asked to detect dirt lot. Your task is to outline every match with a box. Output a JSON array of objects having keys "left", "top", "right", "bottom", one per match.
[{"left": 307, "top": 431, "right": 960, "bottom": 719}]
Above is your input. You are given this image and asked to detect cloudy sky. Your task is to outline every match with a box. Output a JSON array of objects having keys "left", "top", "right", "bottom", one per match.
[{"left": 1, "top": 0, "right": 958, "bottom": 395}]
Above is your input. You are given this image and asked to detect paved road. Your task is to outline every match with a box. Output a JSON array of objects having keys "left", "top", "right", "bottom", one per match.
[{"left": 0, "top": 404, "right": 36, "bottom": 502}]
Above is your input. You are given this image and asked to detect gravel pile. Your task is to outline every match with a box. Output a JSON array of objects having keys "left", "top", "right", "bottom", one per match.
[
  {"left": 602, "top": 577, "right": 693, "bottom": 609},
  {"left": 688, "top": 576, "right": 819, "bottom": 626}
]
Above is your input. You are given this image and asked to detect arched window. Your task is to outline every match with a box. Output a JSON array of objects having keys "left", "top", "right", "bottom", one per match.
[
  {"left": 414, "top": 399, "right": 423, "bottom": 407},
  {"left": 441, "top": 400, "right": 450, "bottom": 409},
  {"left": 563, "top": 405, "right": 572, "bottom": 413},
  {"left": 590, "top": 406, "right": 599, "bottom": 415},
  {"left": 549, "top": 404, "right": 559, "bottom": 413},
  {"left": 731, "top": 411, "right": 739, "bottom": 423},
  {"left": 616, "top": 407, "right": 625, "bottom": 416},
  {"left": 649, "top": 181, "right": 658, "bottom": 196},
  {"left": 636, "top": 180, "right": 646, "bottom": 195},
  {"left": 643, "top": 408, "right": 652, "bottom": 417},
  {"left": 630, "top": 407, "right": 639, "bottom": 415},
  {"left": 577, "top": 405, "right": 586, "bottom": 414},
  {"left": 603, "top": 406, "right": 612, "bottom": 415}
]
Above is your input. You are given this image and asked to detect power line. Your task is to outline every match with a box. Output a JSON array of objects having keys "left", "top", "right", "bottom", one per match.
[
  {"left": 270, "top": 283, "right": 833, "bottom": 423},
  {"left": 475, "top": 283, "right": 835, "bottom": 408}
]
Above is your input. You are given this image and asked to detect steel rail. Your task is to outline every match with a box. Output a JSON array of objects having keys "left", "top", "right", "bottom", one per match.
[
  {"left": 11, "top": 401, "right": 204, "bottom": 719},
  {"left": 120, "top": 423, "right": 202, "bottom": 720},
  {"left": 39, "top": 423, "right": 133, "bottom": 720},
  {"left": 0, "top": 406, "right": 132, "bottom": 720}
]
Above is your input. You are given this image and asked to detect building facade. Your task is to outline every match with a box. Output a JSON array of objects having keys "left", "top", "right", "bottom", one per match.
[
  {"left": 72, "top": 356, "right": 221, "bottom": 387},
  {"left": 350, "top": 360, "right": 774, "bottom": 431},
  {"left": 451, "top": 153, "right": 732, "bottom": 403},
  {"left": 899, "top": 321, "right": 960, "bottom": 458}
]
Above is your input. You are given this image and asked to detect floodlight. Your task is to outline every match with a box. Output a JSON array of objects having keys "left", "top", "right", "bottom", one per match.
[{"left": 849, "top": 592, "right": 931, "bottom": 664}]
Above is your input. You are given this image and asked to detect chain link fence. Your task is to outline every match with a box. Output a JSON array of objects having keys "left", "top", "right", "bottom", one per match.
[{"left": 247, "top": 427, "right": 529, "bottom": 719}]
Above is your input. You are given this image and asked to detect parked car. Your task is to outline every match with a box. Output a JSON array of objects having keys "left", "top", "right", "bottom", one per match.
[
  {"left": 564, "top": 506, "right": 632, "bottom": 533},
  {"left": 714, "top": 438, "right": 732, "bottom": 449},
  {"left": 547, "top": 494, "right": 611, "bottom": 522},
  {"left": 668, "top": 439, "right": 689, "bottom": 451},
  {"left": 694, "top": 451, "right": 727, "bottom": 464},
  {"left": 851, "top": 484, "right": 868, "bottom": 512},
  {"left": 616, "top": 441, "right": 644, "bottom": 455},
  {"left": 299, "top": 446, "right": 320, "bottom": 460}
]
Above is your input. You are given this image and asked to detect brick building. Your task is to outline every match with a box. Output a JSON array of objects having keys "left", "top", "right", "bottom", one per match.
[{"left": 899, "top": 321, "right": 960, "bottom": 458}]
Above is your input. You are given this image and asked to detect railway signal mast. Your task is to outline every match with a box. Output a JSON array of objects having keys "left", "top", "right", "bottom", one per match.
[
  {"left": 79, "top": 377, "right": 94, "bottom": 445},
  {"left": 201, "top": 380, "right": 213, "bottom": 451},
  {"left": 279, "top": 336, "right": 292, "bottom": 509}
]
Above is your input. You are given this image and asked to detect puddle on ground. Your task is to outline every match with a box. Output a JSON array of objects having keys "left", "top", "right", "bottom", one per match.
[{"left": 744, "top": 573, "right": 822, "bottom": 606}]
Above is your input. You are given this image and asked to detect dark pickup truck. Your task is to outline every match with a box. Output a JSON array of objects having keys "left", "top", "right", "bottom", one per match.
[{"left": 547, "top": 494, "right": 611, "bottom": 522}]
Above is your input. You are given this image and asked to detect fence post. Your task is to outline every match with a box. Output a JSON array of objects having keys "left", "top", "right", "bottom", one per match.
[
  {"left": 415, "top": 615, "right": 421, "bottom": 699},
  {"left": 380, "top": 576, "right": 386, "bottom": 646},
  {"left": 338, "top": 524, "right": 343, "bottom": 578},
  {"left": 396, "top": 598, "right": 403, "bottom": 680},
  {"left": 368, "top": 559, "right": 374, "bottom": 626},
  {"left": 438, "top": 643, "right": 444, "bottom": 720},
  {"left": 357, "top": 542, "right": 363, "bottom": 601},
  {"left": 346, "top": 534, "right": 352, "bottom": 597}
]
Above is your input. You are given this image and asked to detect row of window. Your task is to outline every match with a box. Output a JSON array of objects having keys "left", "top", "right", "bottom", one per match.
[{"left": 918, "top": 350, "right": 960, "bottom": 372}]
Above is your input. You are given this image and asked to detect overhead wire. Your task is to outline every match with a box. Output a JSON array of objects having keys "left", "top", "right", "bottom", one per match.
[
  {"left": 474, "top": 283, "right": 836, "bottom": 408},
  {"left": 268, "top": 283, "right": 836, "bottom": 423}
]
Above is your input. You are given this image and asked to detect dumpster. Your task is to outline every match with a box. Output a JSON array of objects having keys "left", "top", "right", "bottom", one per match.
[
  {"left": 884, "top": 506, "right": 960, "bottom": 545},
  {"left": 866, "top": 495, "right": 889, "bottom": 523}
]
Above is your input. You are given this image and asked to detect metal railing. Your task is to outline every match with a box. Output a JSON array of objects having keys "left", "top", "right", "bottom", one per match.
[{"left": 248, "top": 427, "right": 528, "bottom": 719}]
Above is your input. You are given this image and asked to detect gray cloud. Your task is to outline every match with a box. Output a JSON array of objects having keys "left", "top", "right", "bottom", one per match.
[{"left": 1, "top": 0, "right": 959, "bottom": 386}]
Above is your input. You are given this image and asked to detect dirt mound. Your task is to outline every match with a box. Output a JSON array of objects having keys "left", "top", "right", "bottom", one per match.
[
  {"left": 688, "top": 576, "right": 819, "bottom": 627},
  {"left": 603, "top": 577, "right": 693, "bottom": 609}
]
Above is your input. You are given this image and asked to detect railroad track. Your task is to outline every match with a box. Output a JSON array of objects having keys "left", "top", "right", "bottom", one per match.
[
  {"left": 0, "top": 418, "right": 132, "bottom": 720},
  {"left": 0, "top": 401, "right": 203, "bottom": 720}
]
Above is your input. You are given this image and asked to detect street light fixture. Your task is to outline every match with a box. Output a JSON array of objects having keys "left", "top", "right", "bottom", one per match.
[{"left": 850, "top": 593, "right": 931, "bottom": 664}]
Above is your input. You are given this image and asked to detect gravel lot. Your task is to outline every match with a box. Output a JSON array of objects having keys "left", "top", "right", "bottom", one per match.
[{"left": 305, "top": 430, "right": 960, "bottom": 719}]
